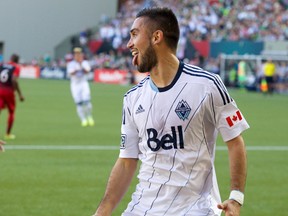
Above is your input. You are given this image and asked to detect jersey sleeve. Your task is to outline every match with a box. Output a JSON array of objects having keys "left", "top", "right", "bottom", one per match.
[
  {"left": 13, "top": 65, "right": 20, "bottom": 77},
  {"left": 210, "top": 75, "right": 250, "bottom": 142},
  {"left": 66, "top": 62, "right": 74, "bottom": 75},
  {"left": 67, "top": 61, "right": 81, "bottom": 75},
  {"left": 119, "top": 96, "right": 140, "bottom": 158}
]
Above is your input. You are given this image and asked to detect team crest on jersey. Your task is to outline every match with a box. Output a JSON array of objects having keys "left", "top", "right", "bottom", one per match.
[
  {"left": 120, "top": 134, "right": 127, "bottom": 149},
  {"left": 175, "top": 100, "right": 191, "bottom": 121}
]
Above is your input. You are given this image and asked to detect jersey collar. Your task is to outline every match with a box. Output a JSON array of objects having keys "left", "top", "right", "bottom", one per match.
[{"left": 149, "top": 61, "right": 184, "bottom": 92}]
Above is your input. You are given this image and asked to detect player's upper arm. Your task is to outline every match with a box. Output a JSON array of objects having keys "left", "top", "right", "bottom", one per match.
[
  {"left": 209, "top": 75, "right": 250, "bottom": 142},
  {"left": 13, "top": 65, "right": 20, "bottom": 77},
  {"left": 119, "top": 96, "right": 140, "bottom": 159},
  {"left": 67, "top": 62, "right": 75, "bottom": 75}
]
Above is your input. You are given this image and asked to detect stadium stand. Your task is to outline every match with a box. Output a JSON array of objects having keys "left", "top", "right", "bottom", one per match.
[{"left": 28, "top": 0, "right": 288, "bottom": 93}]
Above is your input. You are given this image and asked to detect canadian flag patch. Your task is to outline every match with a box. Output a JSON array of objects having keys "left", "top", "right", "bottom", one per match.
[{"left": 226, "top": 110, "right": 243, "bottom": 127}]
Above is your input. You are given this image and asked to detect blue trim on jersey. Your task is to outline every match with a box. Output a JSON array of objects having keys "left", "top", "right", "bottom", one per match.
[
  {"left": 149, "top": 79, "right": 159, "bottom": 92},
  {"left": 156, "top": 61, "right": 183, "bottom": 92},
  {"left": 124, "top": 61, "right": 184, "bottom": 95},
  {"left": 183, "top": 63, "right": 232, "bottom": 105},
  {"left": 124, "top": 75, "right": 150, "bottom": 97}
]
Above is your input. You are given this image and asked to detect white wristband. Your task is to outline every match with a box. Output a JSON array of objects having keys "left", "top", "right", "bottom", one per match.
[{"left": 229, "top": 190, "right": 244, "bottom": 206}]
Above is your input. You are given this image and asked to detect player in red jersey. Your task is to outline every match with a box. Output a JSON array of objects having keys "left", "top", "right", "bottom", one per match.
[{"left": 0, "top": 54, "right": 24, "bottom": 140}]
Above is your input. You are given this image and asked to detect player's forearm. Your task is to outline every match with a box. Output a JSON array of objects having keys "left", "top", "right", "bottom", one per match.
[
  {"left": 16, "top": 86, "right": 23, "bottom": 98},
  {"left": 94, "top": 158, "right": 138, "bottom": 216},
  {"left": 69, "top": 70, "right": 77, "bottom": 75},
  {"left": 227, "top": 135, "right": 247, "bottom": 192},
  {"left": 81, "top": 65, "right": 91, "bottom": 74},
  {"left": 218, "top": 136, "right": 247, "bottom": 214},
  {"left": 12, "top": 80, "right": 23, "bottom": 98}
]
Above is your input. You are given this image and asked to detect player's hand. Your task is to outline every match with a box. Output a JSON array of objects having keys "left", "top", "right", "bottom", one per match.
[
  {"left": 217, "top": 199, "right": 241, "bottom": 216},
  {"left": 0, "top": 140, "right": 6, "bottom": 152},
  {"left": 19, "top": 94, "right": 25, "bottom": 102}
]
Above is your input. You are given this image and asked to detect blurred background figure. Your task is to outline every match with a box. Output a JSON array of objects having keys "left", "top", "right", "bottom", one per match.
[
  {"left": 275, "top": 61, "right": 288, "bottom": 94},
  {"left": 67, "top": 47, "right": 95, "bottom": 127},
  {"left": 0, "top": 54, "right": 25, "bottom": 140},
  {"left": 263, "top": 58, "right": 276, "bottom": 94}
]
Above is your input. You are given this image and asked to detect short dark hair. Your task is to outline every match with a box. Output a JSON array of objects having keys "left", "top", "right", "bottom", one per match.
[
  {"left": 10, "top": 54, "right": 19, "bottom": 63},
  {"left": 136, "top": 7, "right": 180, "bottom": 51}
]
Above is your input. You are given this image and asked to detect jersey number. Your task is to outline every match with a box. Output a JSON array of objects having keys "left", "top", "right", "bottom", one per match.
[{"left": 0, "top": 69, "right": 9, "bottom": 83}]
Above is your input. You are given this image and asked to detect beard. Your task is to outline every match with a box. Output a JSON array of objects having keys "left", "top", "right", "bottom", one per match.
[{"left": 137, "top": 42, "right": 158, "bottom": 73}]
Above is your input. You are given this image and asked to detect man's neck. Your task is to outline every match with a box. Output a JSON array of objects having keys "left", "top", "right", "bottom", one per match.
[{"left": 150, "top": 55, "right": 179, "bottom": 88}]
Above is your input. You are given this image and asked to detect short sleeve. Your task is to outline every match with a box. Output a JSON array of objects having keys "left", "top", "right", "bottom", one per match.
[
  {"left": 209, "top": 75, "right": 250, "bottom": 142},
  {"left": 13, "top": 65, "right": 20, "bottom": 77},
  {"left": 215, "top": 101, "right": 250, "bottom": 142},
  {"left": 119, "top": 96, "right": 140, "bottom": 158},
  {"left": 66, "top": 62, "right": 75, "bottom": 75}
]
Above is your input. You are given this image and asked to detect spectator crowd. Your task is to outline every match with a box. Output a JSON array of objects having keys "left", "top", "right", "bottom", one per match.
[
  {"left": 28, "top": 0, "right": 288, "bottom": 93},
  {"left": 98, "top": 0, "right": 288, "bottom": 53}
]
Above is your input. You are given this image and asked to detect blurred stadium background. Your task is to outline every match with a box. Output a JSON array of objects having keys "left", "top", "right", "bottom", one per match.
[
  {"left": 1, "top": 0, "right": 288, "bottom": 93},
  {"left": 1, "top": 0, "right": 288, "bottom": 215}
]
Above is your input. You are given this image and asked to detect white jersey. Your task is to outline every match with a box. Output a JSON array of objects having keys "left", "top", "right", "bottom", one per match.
[
  {"left": 67, "top": 60, "right": 91, "bottom": 84},
  {"left": 67, "top": 60, "right": 91, "bottom": 104},
  {"left": 120, "top": 62, "right": 249, "bottom": 216}
]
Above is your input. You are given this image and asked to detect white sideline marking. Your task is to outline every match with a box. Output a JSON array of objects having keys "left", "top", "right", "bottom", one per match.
[
  {"left": 3, "top": 145, "right": 288, "bottom": 151},
  {"left": 5, "top": 145, "right": 119, "bottom": 150}
]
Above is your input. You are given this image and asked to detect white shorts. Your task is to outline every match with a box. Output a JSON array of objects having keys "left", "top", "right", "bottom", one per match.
[
  {"left": 122, "top": 181, "right": 221, "bottom": 216},
  {"left": 70, "top": 81, "right": 91, "bottom": 104}
]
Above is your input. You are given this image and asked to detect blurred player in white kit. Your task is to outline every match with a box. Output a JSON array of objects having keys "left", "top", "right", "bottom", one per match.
[{"left": 67, "top": 47, "right": 94, "bottom": 127}]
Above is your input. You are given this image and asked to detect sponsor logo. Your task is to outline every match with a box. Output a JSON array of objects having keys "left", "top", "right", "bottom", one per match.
[
  {"left": 147, "top": 126, "right": 184, "bottom": 151},
  {"left": 175, "top": 100, "right": 191, "bottom": 121},
  {"left": 94, "top": 69, "right": 127, "bottom": 84},
  {"left": 40, "top": 67, "right": 66, "bottom": 79},
  {"left": 136, "top": 104, "right": 145, "bottom": 114}
]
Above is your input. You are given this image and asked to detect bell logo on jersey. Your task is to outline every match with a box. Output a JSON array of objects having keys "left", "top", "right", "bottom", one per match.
[
  {"left": 147, "top": 126, "right": 184, "bottom": 151},
  {"left": 226, "top": 110, "right": 243, "bottom": 127}
]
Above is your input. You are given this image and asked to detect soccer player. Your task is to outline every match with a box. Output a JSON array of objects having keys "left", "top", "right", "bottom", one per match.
[
  {"left": 0, "top": 54, "right": 24, "bottom": 140},
  {"left": 67, "top": 47, "right": 94, "bottom": 127},
  {"left": 93, "top": 7, "right": 249, "bottom": 216}
]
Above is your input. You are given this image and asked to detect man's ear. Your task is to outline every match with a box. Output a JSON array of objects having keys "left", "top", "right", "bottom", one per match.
[{"left": 152, "top": 30, "right": 163, "bottom": 45}]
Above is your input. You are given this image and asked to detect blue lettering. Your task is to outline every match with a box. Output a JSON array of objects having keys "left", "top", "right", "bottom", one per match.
[
  {"left": 147, "top": 128, "right": 161, "bottom": 151},
  {"left": 146, "top": 126, "right": 184, "bottom": 152}
]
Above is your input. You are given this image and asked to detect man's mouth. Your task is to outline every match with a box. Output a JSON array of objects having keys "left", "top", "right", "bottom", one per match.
[{"left": 131, "top": 50, "right": 139, "bottom": 66}]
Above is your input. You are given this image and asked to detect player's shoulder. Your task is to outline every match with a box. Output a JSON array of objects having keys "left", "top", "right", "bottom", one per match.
[
  {"left": 182, "top": 62, "right": 221, "bottom": 85},
  {"left": 67, "top": 60, "right": 76, "bottom": 66},
  {"left": 181, "top": 62, "right": 231, "bottom": 104},
  {"left": 1, "top": 62, "right": 14, "bottom": 69},
  {"left": 124, "top": 75, "right": 150, "bottom": 98}
]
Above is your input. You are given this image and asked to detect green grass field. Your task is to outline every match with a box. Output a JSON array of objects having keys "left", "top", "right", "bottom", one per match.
[{"left": 0, "top": 79, "right": 288, "bottom": 216}]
